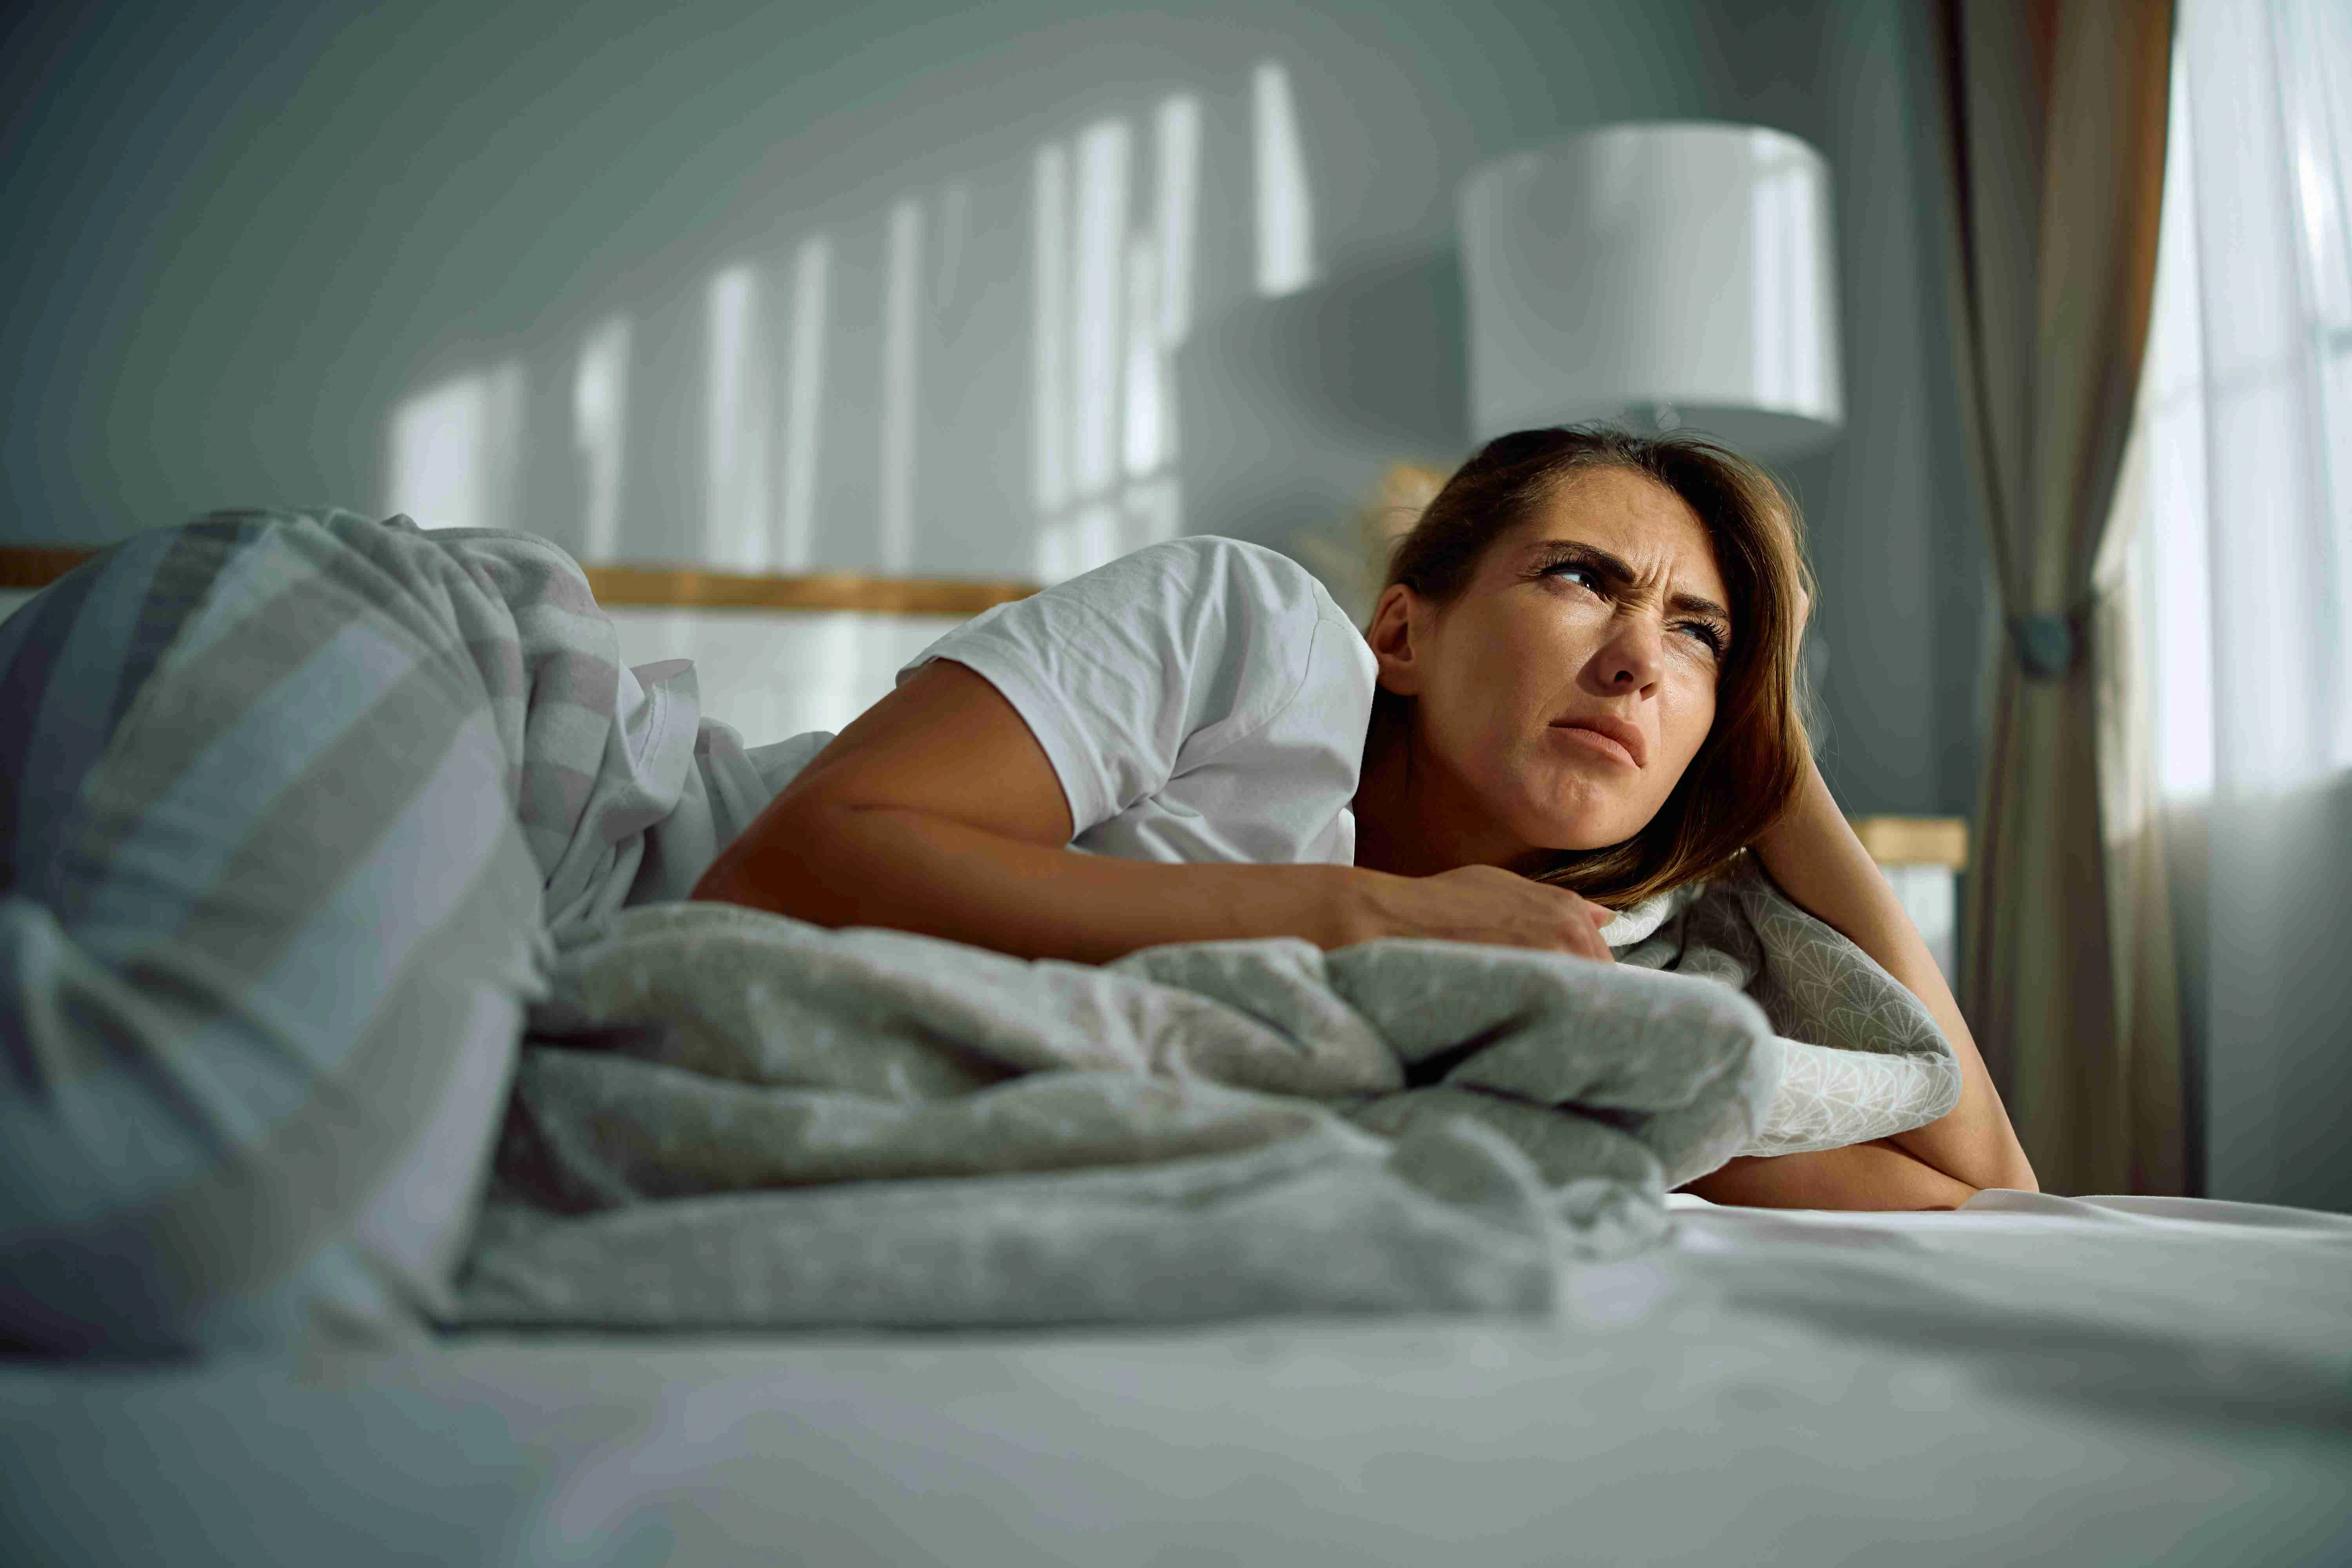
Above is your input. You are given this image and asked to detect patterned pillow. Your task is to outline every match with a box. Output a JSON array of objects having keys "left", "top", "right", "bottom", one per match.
[{"left": 0, "top": 513, "right": 547, "bottom": 1354}]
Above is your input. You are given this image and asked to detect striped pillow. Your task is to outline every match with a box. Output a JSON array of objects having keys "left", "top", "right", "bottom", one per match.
[{"left": 0, "top": 512, "right": 548, "bottom": 1353}]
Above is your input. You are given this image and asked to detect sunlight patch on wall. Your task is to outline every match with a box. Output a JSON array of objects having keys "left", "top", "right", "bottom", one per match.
[
  {"left": 572, "top": 315, "right": 633, "bottom": 561},
  {"left": 705, "top": 264, "right": 776, "bottom": 572},
  {"left": 388, "top": 62, "right": 1310, "bottom": 587},
  {"left": 1252, "top": 62, "right": 1315, "bottom": 300},
  {"left": 1039, "top": 504, "right": 1120, "bottom": 585},
  {"left": 1154, "top": 94, "right": 1201, "bottom": 346},
  {"left": 1071, "top": 120, "right": 1131, "bottom": 505},
  {"left": 386, "top": 360, "right": 523, "bottom": 532},
  {"left": 778, "top": 236, "right": 831, "bottom": 573},
  {"left": 1031, "top": 145, "right": 1072, "bottom": 519},
  {"left": 1032, "top": 91, "right": 1208, "bottom": 582},
  {"left": 1122, "top": 474, "right": 1181, "bottom": 552},
  {"left": 879, "top": 198, "right": 926, "bottom": 573},
  {"left": 1122, "top": 233, "right": 1167, "bottom": 479}
]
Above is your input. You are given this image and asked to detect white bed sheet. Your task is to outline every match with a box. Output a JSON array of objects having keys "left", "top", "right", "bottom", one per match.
[{"left": 5, "top": 1191, "right": 2347, "bottom": 1567}]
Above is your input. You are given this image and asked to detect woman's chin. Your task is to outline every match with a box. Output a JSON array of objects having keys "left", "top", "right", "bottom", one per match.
[{"left": 1501, "top": 782, "right": 1649, "bottom": 854}]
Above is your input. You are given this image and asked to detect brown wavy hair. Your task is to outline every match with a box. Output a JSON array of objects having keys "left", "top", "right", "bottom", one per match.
[{"left": 1373, "top": 425, "right": 1815, "bottom": 908}]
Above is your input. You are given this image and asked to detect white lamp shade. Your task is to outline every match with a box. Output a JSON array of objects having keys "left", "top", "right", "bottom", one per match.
[{"left": 1461, "top": 122, "right": 1844, "bottom": 457}]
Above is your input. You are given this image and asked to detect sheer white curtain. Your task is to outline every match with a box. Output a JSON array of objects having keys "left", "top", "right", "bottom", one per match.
[{"left": 2121, "top": 0, "right": 2352, "bottom": 1207}]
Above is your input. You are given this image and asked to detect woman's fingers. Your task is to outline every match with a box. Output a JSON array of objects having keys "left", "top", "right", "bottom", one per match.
[
  {"left": 1557, "top": 891, "right": 1616, "bottom": 963},
  {"left": 1523, "top": 880, "right": 1613, "bottom": 962},
  {"left": 1367, "top": 866, "right": 1618, "bottom": 962}
]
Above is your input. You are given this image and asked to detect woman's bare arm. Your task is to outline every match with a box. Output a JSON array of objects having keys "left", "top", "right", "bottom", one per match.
[
  {"left": 693, "top": 662, "right": 1349, "bottom": 960},
  {"left": 1746, "top": 756, "right": 2038, "bottom": 1194},
  {"left": 692, "top": 661, "right": 1617, "bottom": 963}
]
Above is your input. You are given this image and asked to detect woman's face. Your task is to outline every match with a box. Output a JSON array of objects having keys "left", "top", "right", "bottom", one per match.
[{"left": 1371, "top": 467, "right": 1733, "bottom": 862}]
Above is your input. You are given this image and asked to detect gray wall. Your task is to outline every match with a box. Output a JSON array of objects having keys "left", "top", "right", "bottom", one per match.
[
  {"left": 0, "top": 0, "right": 1987, "bottom": 817},
  {"left": 2169, "top": 784, "right": 2352, "bottom": 1213}
]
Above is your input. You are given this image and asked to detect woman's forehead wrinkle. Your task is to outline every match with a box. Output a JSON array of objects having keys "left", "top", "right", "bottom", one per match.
[{"left": 1517, "top": 532, "right": 1730, "bottom": 619}]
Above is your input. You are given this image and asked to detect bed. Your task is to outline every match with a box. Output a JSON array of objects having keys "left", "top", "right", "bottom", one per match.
[
  {"left": 6, "top": 1190, "right": 2348, "bottom": 1566},
  {"left": 4, "top": 520, "right": 2347, "bottom": 1565}
]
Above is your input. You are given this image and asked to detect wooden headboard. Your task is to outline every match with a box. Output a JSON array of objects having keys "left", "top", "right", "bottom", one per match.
[{"left": 0, "top": 545, "right": 1033, "bottom": 616}]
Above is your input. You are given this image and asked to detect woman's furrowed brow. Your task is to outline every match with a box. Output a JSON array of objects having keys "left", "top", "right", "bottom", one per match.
[
  {"left": 1524, "top": 538, "right": 1634, "bottom": 584},
  {"left": 1525, "top": 539, "right": 1731, "bottom": 624}
]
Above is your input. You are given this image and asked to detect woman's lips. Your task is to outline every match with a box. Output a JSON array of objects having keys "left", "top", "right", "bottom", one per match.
[{"left": 1548, "top": 719, "right": 1645, "bottom": 768}]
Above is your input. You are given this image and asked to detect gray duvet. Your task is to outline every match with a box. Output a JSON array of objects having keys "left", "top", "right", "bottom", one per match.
[{"left": 458, "top": 861, "right": 1957, "bottom": 1332}]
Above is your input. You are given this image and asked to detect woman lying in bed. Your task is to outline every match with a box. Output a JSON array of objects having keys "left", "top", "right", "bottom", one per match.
[{"left": 694, "top": 426, "right": 2036, "bottom": 1210}]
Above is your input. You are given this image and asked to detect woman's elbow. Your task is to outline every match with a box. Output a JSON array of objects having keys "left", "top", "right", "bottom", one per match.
[
  {"left": 689, "top": 792, "right": 830, "bottom": 912},
  {"left": 689, "top": 852, "right": 770, "bottom": 911},
  {"left": 688, "top": 859, "right": 746, "bottom": 905},
  {"left": 1987, "top": 1153, "right": 2040, "bottom": 1194}
]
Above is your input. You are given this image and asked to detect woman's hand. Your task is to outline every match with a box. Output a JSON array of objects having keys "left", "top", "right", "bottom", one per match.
[{"left": 1343, "top": 864, "right": 1617, "bottom": 962}]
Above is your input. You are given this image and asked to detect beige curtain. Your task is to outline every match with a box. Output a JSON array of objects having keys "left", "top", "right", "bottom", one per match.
[
  {"left": 1937, "top": 0, "right": 2180, "bottom": 1194},
  {"left": 2092, "top": 417, "right": 2187, "bottom": 1196}
]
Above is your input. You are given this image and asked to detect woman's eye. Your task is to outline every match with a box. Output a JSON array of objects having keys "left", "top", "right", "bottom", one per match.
[
  {"left": 1677, "top": 622, "right": 1728, "bottom": 657},
  {"left": 1544, "top": 563, "right": 1602, "bottom": 592}
]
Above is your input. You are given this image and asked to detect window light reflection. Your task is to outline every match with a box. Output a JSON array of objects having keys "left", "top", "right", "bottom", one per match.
[
  {"left": 778, "top": 237, "right": 830, "bottom": 572},
  {"left": 386, "top": 359, "right": 523, "bottom": 534},
  {"left": 1070, "top": 119, "right": 1131, "bottom": 504},
  {"left": 704, "top": 264, "right": 773, "bottom": 572},
  {"left": 880, "top": 198, "right": 925, "bottom": 573},
  {"left": 572, "top": 316, "right": 633, "bottom": 562},
  {"left": 1252, "top": 62, "right": 1314, "bottom": 299}
]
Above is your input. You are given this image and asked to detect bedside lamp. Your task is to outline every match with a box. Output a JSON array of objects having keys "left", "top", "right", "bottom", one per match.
[{"left": 1460, "top": 122, "right": 1844, "bottom": 456}]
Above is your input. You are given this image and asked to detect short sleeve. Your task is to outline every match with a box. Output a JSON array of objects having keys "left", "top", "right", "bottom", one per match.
[{"left": 899, "top": 537, "right": 1348, "bottom": 840}]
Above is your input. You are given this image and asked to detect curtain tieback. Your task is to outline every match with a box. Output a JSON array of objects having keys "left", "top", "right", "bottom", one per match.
[{"left": 2005, "top": 608, "right": 2091, "bottom": 679}]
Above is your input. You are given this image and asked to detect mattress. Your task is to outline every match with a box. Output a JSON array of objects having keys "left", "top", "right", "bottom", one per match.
[{"left": 5, "top": 1191, "right": 2347, "bottom": 1567}]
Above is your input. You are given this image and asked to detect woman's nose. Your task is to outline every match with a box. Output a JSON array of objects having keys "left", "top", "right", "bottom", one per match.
[{"left": 1588, "top": 615, "right": 1664, "bottom": 695}]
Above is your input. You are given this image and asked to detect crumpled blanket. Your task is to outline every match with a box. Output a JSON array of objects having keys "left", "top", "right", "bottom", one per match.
[{"left": 457, "top": 862, "right": 1959, "bottom": 1333}]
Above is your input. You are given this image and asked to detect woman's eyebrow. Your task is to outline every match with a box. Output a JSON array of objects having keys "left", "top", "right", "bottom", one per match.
[
  {"left": 1528, "top": 539, "right": 1731, "bottom": 626},
  {"left": 1527, "top": 538, "right": 1635, "bottom": 583},
  {"left": 1669, "top": 590, "right": 1731, "bottom": 625}
]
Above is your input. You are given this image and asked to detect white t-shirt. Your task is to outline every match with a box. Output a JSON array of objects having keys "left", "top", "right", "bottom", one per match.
[{"left": 899, "top": 536, "right": 1378, "bottom": 865}]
